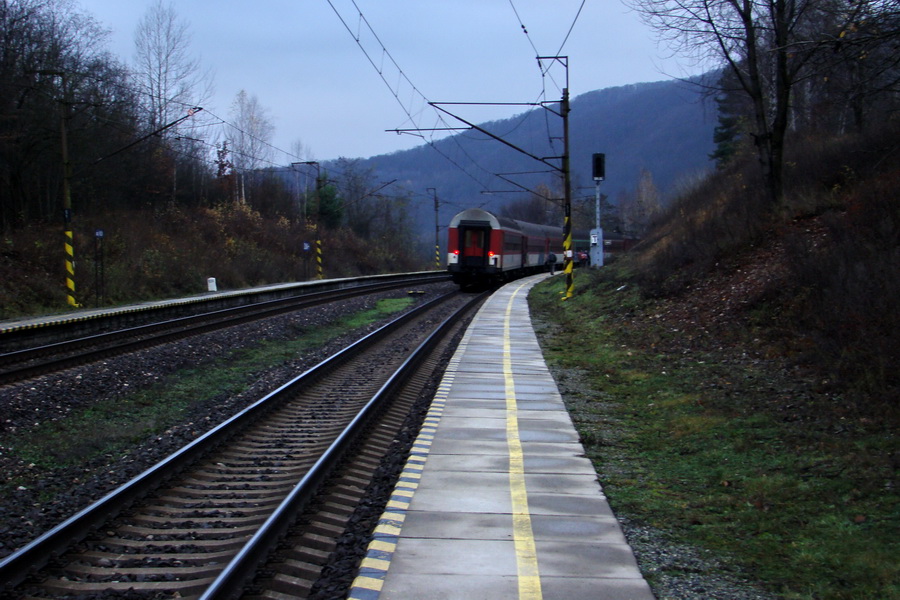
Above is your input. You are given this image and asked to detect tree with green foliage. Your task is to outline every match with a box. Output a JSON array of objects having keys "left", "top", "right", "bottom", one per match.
[
  {"left": 313, "top": 173, "right": 343, "bottom": 230},
  {"left": 708, "top": 68, "right": 753, "bottom": 168}
]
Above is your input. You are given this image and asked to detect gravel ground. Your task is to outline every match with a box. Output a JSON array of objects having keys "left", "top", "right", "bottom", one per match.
[
  {"left": 0, "top": 285, "right": 456, "bottom": 561},
  {"left": 2, "top": 281, "right": 778, "bottom": 599}
]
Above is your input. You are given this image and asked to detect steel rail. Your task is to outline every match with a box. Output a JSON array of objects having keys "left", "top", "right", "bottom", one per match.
[
  {"left": 0, "top": 274, "right": 447, "bottom": 385},
  {"left": 0, "top": 290, "right": 462, "bottom": 590},
  {"left": 199, "top": 290, "right": 487, "bottom": 600},
  {"left": 0, "top": 271, "right": 450, "bottom": 352}
]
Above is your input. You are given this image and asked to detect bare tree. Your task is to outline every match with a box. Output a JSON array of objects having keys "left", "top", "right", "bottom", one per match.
[
  {"left": 224, "top": 89, "right": 275, "bottom": 205},
  {"left": 624, "top": 0, "right": 841, "bottom": 204},
  {"left": 619, "top": 168, "right": 661, "bottom": 236},
  {"left": 290, "top": 138, "right": 311, "bottom": 163},
  {"left": 133, "top": 0, "right": 211, "bottom": 133},
  {"left": 227, "top": 89, "right": 274, "bottom": 172},
  {"left": 815, "top": 1, "right": 900, "bottom": 131}
]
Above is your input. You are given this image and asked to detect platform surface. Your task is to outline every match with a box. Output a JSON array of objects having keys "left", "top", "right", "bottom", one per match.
[{"left": 349, "top": 274, "right": 654, "bottom": 600}]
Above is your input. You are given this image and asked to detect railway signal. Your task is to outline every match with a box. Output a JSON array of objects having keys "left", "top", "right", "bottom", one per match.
[{"left": 591, "top": 153, "right": 606, "bottom": 268}]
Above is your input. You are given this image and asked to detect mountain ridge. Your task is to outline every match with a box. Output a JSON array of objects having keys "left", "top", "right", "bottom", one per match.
[{"left": 330, "top": 77, "right": 717, "bottom": 238}]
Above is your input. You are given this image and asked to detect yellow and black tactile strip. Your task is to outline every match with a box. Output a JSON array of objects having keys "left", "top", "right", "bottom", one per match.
[{"left": 346, "top": 322, "right": 473, "bottom": 599}]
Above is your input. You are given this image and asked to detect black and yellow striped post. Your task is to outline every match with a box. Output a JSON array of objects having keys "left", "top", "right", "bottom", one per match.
[
  {"left": 64, "top": 211, "right": 77, "bottom": 307},
  {"left": 60, "top": 92, "right": 78, "bottom": 308},
  {"left": 315, "top": 173, "right": 324, "bottom": 279},
  {"left": 428, "top": 187, "right": 440, "bottom": 269},
  {"left": 35, "top": 69, "right": 78, "bottom": 307},
  {"left": 316, "top": 236, "right": 323, "bottom": 280},
  {"left": 563, "top": 202, "right": 573, "bottom": 299},
  {"left": 561, "top": 86, "right": 574, "bottom": 300}
]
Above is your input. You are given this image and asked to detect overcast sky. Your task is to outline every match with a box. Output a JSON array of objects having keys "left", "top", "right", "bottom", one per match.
[{"left": 76, "top": 0, "right": 698, "bottom": 164}]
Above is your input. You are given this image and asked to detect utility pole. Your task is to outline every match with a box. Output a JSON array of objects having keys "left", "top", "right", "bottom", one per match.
[
  {"left": 299, "top": 161, "right": 324, "bottom": 280},
  {"left": 561, "top": 86, "right": 574, "bottom": 300},
  {"left": 427, "top": 187, "right": 439, "bottom": 269},
  {"left": 316, "top": 171, "right": 324, "bottom": 279},
  {"left": 34, "top": 69, "right": 78, "bottom": 307},
  {"left": 60, "top": 84, "right": 77, "bottom": 307}
]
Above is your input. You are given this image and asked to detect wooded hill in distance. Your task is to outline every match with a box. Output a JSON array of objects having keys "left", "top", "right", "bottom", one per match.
[{"left": 341, "top": 77, "right": 716, "bottom": 236}]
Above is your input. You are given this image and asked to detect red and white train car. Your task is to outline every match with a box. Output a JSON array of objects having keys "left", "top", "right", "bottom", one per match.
[{"left": 447, "top": 208, "right": 564, "bottom": 287}]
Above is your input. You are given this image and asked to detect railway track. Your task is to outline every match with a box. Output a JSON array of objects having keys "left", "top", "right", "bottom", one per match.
[
  {"left": 0, "top": 288, "right": 484, "bottom": 599},
  {"left": 0, "top": 274, "right": 447, "bottom": 386}
]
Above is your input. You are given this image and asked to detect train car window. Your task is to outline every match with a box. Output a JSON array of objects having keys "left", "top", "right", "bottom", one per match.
[
  {"left": 504, "top": 234, "right": 522, "bottom": 251},
  {"left": 463, "top": 230, "right": 488, "bottom": 258}
]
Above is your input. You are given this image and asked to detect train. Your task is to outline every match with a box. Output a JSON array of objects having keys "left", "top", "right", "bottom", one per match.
[{"left": 446, "top": 208, "right": 565, "bottom": 288}]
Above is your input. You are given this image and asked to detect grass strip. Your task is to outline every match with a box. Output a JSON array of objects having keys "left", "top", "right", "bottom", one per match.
[
  {"left": 2, "top": 297, "right": 414, "bottom": 482},
  {"left": 529, "top": 272, "right": 898, "bottom": 600}
]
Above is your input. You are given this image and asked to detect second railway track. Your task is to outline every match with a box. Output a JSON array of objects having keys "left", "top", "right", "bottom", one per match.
[
  {"left": 0, "top": 274, "right": 448, "bottom": 386},
  {"left": 0, "top": 287, "right": 485, "bottom": 599}
]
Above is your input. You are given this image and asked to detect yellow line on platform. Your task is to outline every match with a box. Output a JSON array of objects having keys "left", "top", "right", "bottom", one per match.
[{"left": 504, "top": 281, "right": 542, "bottom": 600}]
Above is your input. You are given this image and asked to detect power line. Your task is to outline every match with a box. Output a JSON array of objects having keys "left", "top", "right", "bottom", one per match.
[
  {"left": 326, "top": 0, "right": 583, "bottom": 203},
  {"left": 507, "top": 0, "right": 540, "bottom": 57},
  {"left": 554, "top": 0, "right": 587, "bottom": 57},
  {"left": 202, "top": 107, "right": 305, "bottom": 165},
  {"left": 326, "top": 0, "right": 498, "bottom": 191},
  {"left": 47, "top": 68, "right": 304, "bottom": 170},
  {"left": 505, "top": 2, "right": 584, "bottom": 155}
]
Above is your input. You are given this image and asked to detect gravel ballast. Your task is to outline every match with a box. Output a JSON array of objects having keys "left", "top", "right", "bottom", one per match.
[
  {"left": 2, "top": 282, "right": 776, "bottom": 599},
  {"left": 0, "top": 287, "right": 454, "bottom": 560}
]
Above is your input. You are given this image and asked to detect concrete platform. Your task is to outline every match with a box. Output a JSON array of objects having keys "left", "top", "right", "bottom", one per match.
[{"left": 348, "top": 274, "right": 654, "bottom": 600}]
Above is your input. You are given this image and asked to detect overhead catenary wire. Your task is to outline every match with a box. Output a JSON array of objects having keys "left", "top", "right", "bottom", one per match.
[
  {"left": 504, "top": 3, "right": 586, "bottom": 187},
  {"left": 507, "top": 0, "right": 540, "bottom": 58},
  {"left": 554, "top": 0, "right": 586, "bottom": 57},
  {"left": 326, "top": 0, "right": 500, "bottom": 193},
  {"left": 325, "top": 0, "right": 589, "bottom": 202},
  {"left": 136, "top": 6, "right": 587, "bottom": 204},
  {"left": 55, "top": 68, "right": 310, "bottom": 171},
  {"left": 49, "top": 2, "right": 589, "bottom": 187}
]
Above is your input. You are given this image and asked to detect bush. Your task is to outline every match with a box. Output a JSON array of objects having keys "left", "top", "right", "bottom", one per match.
[
  {"left": 0, "top": 203, "right": 429, "bottom": 317},
  {"left": 617, "top": 122, "right": 900, "bottom": 418},
  {"left": 784, "top": 170, "right": 900, "bottom": 413}
]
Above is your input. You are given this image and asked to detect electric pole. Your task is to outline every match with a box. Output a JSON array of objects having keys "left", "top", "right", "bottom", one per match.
[
  {"left": 561, "top": 86, "right": 573, "bottom": 300},
  {"left": 305, "top": 162, "right": 324, "bottom": 279},
  {"left": 34, "top": 69, "right": 78, "bottom": 307},
  {"left": 60, "top": 84, "right": 77, "bottom": 307},
  {"left": 427, "top": 187, "right": 439, "bottom": 269}
]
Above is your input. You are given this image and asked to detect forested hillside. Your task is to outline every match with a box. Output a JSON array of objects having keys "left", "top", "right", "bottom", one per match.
[
  {"left": 527, "top": 2, "right": 899, "bottom": 596},
  {"left": 0, "top": 0, "right": 427, "bottom": 315},
  {"left": 0, "top": 0, "right": 718, "bottom": 316},
  {"left": 350, "top": 78, "right": 715, "bottom": 236}
]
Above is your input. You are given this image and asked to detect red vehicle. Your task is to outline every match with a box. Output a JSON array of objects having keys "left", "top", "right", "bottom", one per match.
[{"left": 447, "top": 208, "right": 563, "bottom": 288}]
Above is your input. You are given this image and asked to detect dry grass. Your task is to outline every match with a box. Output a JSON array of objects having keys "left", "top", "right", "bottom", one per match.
[
  {"left": 624, "top": 123, "right": 900, "bottom": 414},
  {"left": 0, "top": 201, "right": 427, "bottom": 318}
]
